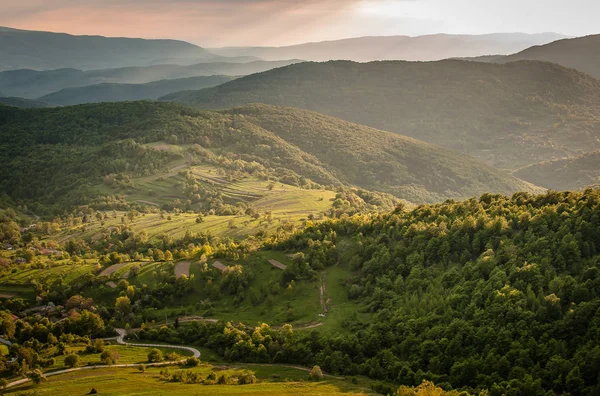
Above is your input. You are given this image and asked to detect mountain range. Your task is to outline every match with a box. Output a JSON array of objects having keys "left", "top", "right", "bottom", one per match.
[
  {"left": 0, "top": 26, "right": 254, "bottom": 71},
  {"left": 493, "top": 34, "right": 600, "bottom": 79},
  {"left": 162, "top": 59, "right": 600, "bottom": 171},
  {"left": 208, "top": 33, "right": 567, "bottom": 62},
  {"left": 0, "top": 60, "right": 300, "bottom": 99},
  {"left": 37, "top": 76, "right": 234, "bottom": 106}
]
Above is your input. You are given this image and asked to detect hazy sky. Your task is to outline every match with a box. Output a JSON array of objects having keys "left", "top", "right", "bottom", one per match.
[{"left": 1, "top": 0, "right": 598, "bottom": 47}]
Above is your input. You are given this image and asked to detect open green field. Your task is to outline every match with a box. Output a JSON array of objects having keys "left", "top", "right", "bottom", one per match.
[
  {"left": 47, "top": 343, "right": 193, "bottom": 371},
  {"left": 5, "top": 363, "right": 375, "bottom": 395}
]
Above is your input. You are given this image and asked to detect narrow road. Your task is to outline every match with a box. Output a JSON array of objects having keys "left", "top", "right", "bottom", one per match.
[
  {"left": 114, "top": 328, "right": 200, "bottom": 358},
  {"left": 4, "top": 329, "right": 200, "bottom": 390}
]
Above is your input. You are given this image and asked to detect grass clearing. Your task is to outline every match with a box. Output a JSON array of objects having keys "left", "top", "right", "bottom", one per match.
[{"left": 6, "top": 363, "right": 374, "bottom": 395}]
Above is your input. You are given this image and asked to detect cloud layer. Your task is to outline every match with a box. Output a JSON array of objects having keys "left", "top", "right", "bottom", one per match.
[{"left": 0, "top": 0, "right": 598, "bottom": 46}]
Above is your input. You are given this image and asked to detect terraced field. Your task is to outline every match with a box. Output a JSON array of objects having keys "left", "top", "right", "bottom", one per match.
[{"left": 1, "top": 262, "right": 96, "bottom": 285}]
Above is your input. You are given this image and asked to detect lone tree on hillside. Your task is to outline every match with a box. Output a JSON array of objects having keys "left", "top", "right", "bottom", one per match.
[
  {"left": 64, "top": 354, "right": 81, "bottom": 368},
  {"left": 309, "top": 365, "right": 324, "bottom": 381},
  {"left": 100, "top": 350, "right": 120, "bottom": 365},
  {"left": 26, "top": 369, "right": 47, "bottom": 385},
  {"left": 148, "top": 348, "right": 163, "bottom": 363}
]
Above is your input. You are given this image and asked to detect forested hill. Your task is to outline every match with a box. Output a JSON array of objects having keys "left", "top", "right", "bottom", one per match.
[
  {"left": 268, "top": 190, "right": 600, "bottom": 395},
  {"left": 0, "top": 101, "right": 540, "bottom": 214},
  {"left": 0, "top": 26, "right": 220, "bottom": 71},
  {"left": 514, "top": 150, "right": 600, "bottom": 191},
  {"left": 38, "top": 76, "right": 234, "bottom": 106},
  {"left": 0, "top": 60, "right": 301, "bottom": 99},
  {"left": 162, "top": 59, "right": 600, "bottom": 170},
  {"left": 496, "top": 34, "right": 600, "bottom": 79}
]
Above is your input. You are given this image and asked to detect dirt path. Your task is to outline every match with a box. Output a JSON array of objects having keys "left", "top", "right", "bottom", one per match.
[
  {"left": 212, "top": 261, "right": 227, "bottom": 272},
  {"left": 99, "top": 263, "right": 126, "bottom": 277},
  {"left": 106, "top": 281, "right": 117, "bottom": 289},
  {"left": 268, "top": 259, "right": 287, "bottom": 270},
  {"left": 175, "top": 261, "right": 191, "bottom": 279},
  {"left": 0, "top": 293, "right": 15, "bottom": 298},
  {"left": 136, "top": 200, "right": 160, "bottom": 206},
  {"left": 4, "top": 328, "right": 200, "bottom": 390},
  {"left": 320, "top": 274, "right": 329, "bottom": 314}
]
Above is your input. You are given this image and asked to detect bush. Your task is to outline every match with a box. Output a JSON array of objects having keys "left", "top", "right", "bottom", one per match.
[
  {"left": 165, "top": 351, "right": 180, "bottom": 361},
  {"left": 148, "top": 348, "right": 163, "bottom": 363},
  {"left": 100, "top": 349, "right": 120, "bottom": 365},
  {"left": 217, "top": 374, "right": 232, "bottom": 385},
  {"left": 238, "top": 372, "right": 258, "bottom": 385},
  {"left": 309, "top": 365, "right": 324, "bottom": 381},
  {"left": 185, "top": 356, "right": 200, "bottom": 367},
  {"left": 64, "top": 354, "right": 81, "bottom": 368}
]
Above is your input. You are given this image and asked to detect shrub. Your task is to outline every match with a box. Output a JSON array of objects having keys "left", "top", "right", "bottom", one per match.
[
  {"left": 64, "top": 354, "right": 81, "bottom": 368},
  {"left": 217, "top": 374, "right": 232, "bottom": 385},
  {"left": 100, "top": 350, "right": 120, "bottom": 365},
  {"left": 148, "top": 348, "right": 164, "bottom": 363},
  {"left": 238, "top": 372, "right": 258, "bottom": 385},
  {"left": 309, "top": 365, "right": 324, "bottom": 381},
  {"left": 185, "top": 356, "right": 200, "bottom": 367},
  {"left": 165, "top": 351, "right": 180, "bottom": 361}
]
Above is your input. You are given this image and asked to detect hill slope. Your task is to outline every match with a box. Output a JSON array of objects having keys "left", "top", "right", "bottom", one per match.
[
  {"left": 163, "top": 60, "right": 600, "bottom": 170},
  {"left": 0, "top": 97, "right": 50, "bottom": 108},
  {"left": 514, "top": 150, "right": 600, "bottom": 190},
  {"left": 496, "top": 34, "right": 600, "bottom": 79},
  {"left": 209, "top": 33, "right": 566, "bottom": 62},
  {"left": 0, "top": 60, "right": 301, "bottom": 99},
  {"left": 0, "top": 101, "right": 540, "bottom": 214},
  {"left": 0, "top": 26, "right": 225, "bottom": 71},
  {"left": 39, "top": 76, "right": 234, "bottom": 105}
]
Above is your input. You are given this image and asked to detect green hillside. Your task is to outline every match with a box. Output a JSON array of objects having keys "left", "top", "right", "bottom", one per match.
[
  {"left": 163, "top": 60, "right": 600, "bottom": 170},
  {"left": 39, "top": 76, "right": 234, "bottom": 106},
  {"left": 0, "top": 101, "right": 540, "bottom": 216},
  {"left": 3, "top": 190, "right": 600, "bottom": 395},
  {"left": 514, "top": 150, "right": 600, "bottom": 190}
]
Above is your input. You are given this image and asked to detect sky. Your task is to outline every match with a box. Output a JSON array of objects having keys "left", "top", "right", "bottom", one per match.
[{"left": 0, "top": 0, "right": 598, "bottom": 47}]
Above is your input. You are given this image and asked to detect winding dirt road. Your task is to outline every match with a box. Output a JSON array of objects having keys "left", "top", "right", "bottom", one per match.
[{"left": 4, "top": 329, "right": 200, "bottom": 389}]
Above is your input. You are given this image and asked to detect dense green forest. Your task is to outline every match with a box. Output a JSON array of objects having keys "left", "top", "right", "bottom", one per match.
[
  {"left": 515, "top": 150, "right": 600, "bottom": 190},
  {"left": 137, "top": 189, "right": 600, "bottom": 395},
  {"left": 4, "top": 190, "right": 599, "bottom": 395},
  {"left": 163, "top": 59, "right": 600, "bottom": 170},
  {"left": 0, "top": 101, "right": 540, "bottom": 215}
]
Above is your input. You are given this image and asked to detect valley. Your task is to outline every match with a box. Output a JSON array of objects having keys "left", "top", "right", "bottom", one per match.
[{"left": 1, "top": 10, "right": 600, "bottom": 396}]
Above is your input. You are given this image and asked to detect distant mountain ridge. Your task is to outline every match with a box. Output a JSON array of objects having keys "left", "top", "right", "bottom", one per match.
[
  {"left": 515, "top": 150, "right": 600, "bottom": 191},
  {"left": 0, "top": 97, "right": 50, "bottom": 108},
  {"left": 0, "top": 26, "right": 228, "bottom": 71},
  {"left": 162, "top": 59, "right": 600, "bottom": 170},
  {"left": 208, "top": 33, "right": 567, "bottom": 62},
  {"left": 38, "top": 76, "right": 234, "bottom": 106},
  {"left": 0, "top": 60, "right": 301, "bottom": 99},
  {"left": 494, "top": 34, "right": 600, "bottom": 79}
]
